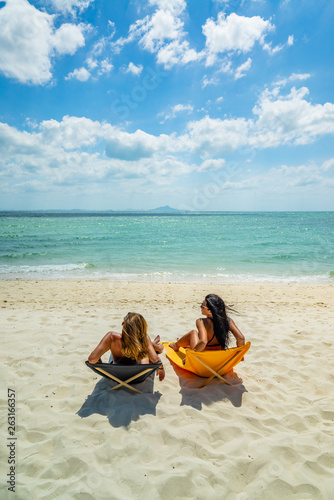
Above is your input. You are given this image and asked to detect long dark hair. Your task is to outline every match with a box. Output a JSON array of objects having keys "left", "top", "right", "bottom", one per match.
[{"left": 205, "top": 294, "right": 230, "bottom": 349}]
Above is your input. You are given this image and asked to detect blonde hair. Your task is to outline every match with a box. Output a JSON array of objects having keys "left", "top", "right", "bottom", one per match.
[{"left": 121, "top": 313, "right": 149, "bottom": 362}]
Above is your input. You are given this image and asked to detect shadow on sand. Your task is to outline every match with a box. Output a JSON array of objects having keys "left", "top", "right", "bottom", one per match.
[
  {"left": 170, "top": 363, "right": 248, "bottom": 410},
  {"left": 77, "top": 374, "right": 162, "bottom": 428}
]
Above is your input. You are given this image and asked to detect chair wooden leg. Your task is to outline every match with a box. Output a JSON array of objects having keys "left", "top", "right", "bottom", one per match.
[
  {"left": 122, "top": 368, "right": 153, "bottom": 384},
  {"left": 197, "top": 350, "right": 242, "bottom": 387},
  {"left": 193, "top": 356, "right": 232, "bottom": 387},
  {"left": 110, "top": 383, "right": 142, "bottom": 394},
  {"left": 94, "top": 366, "right": 155, "bottom": 394},
  {"left": 93, "top": 367, "right": 143, "bottom": 393},
  {"left": 111, "top": 368, "right": 154, "bottom": 393},
  {"left": 199, "top": 374, "right": 225, "bottom": 388}
]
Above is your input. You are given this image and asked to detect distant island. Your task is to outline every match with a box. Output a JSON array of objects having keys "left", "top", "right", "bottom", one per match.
[
  {"left": 114, "top": 205, "right": 182, "bottom": 212},
  {"left": 147, "top": 205, "right": 179, "bottom": 212},
  {"left": 0, "top": 205, "right": 188, "bottom": 214}
]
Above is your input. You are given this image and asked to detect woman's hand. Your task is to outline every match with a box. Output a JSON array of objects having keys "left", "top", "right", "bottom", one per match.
[{"left": 157, "top": 366, "right": 165, "bottom": 381}]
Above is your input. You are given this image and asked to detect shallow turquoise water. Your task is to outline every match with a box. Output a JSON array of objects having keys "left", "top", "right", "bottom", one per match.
[{"left": 0, "top": 211, "right": 333, "bottom": 283}]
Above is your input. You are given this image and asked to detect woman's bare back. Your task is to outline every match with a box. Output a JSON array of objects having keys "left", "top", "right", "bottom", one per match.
[{"left": 199, "top": 317, "right": 222, "bottom": 349}]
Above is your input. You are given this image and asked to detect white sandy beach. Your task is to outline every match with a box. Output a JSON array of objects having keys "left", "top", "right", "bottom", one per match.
[{"left": 1, "top": 280, "right": 334, "bottom": 499}]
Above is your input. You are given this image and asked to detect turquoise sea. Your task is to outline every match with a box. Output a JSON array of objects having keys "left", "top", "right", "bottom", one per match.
[{"left": 0, "top": 212, "right": 333, "bottom": 283}]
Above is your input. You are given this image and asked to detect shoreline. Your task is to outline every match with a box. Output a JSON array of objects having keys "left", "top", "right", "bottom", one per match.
[
  {"left": 1, "top": 280, "right": 334, "bottom": 498},
  {"left": 1, "top": 273, "right": 333, "bottom": 285},
  {"left": 1, "top": 278, "right": 333, "bottom": 285}
]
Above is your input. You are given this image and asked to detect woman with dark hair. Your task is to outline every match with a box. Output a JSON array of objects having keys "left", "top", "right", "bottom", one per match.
[
  {"left": 88, "top": 312, "right": 165, "bottom": 381},
  {"left": 170, "top": 294, "right": 245, "bottom": 352}
]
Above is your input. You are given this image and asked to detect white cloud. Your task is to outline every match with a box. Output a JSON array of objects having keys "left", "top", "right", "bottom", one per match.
[
  {"left": 148, "top": 0, "right": 186, "bottom": 15},
  {"left": 262, "top": 33, "right": 294, "bottom": 56},
  {"left": 48, "top": 0, "right": 94, "bottom": 14},
  {"left": 126, "top": 62, "right": 144, "bottom": 76},
  {"left": 86, "top": 57, "right": 98, "bottom": 70},
  {"left": 91, "top": 33, "right": 115, "bottom": 57},
  {"left": 262, "top": 41, "right": 283, "bottom": 56},
  {"left": 1, "top": 82, "right": 334, "bottom": 196},
  {"left": 3, "top": 82, "right": 334, "bottom": 164},
  {"left": 160, "top": 103, "right": 194, "bottom": 121},
  {"left": 322, "top": 158, "right": 334, "bottom": 172},
  {"left": 156, "top": 40, "right": 202, "bottom": 68},
  {"left": 223, "top": 160, "right": 334, "bottom": 194},
  {"left": 275, "top": 72, "right": 311, "bottom": 87},
  {"left": 112, "top": 8, "right": 291, "bottom": 76},
  {"left": 108, "top": 21, "right": 116, "bottom": 35},
  {"left": 187, "top": 115, "right": 251, "bottom": 154},
  {"left": 287, "top": 35, "right": 294, "bottom": 46},
  {"left": 252, "top": 86, "right": 334, "bottom": 146},
  {"left": 0, "top": 117, "right": 195, "bottom": 195},
  {"left": 139, "top": 10, "right": 183, "bottom": 52},
  {"left": 52, "top": 23, "right": 85, "bottom": 55},
  {"left": 185, "top": 85, "right": 334, "bottom": 154},
  {"left": 38, "top": 116, "right": 107, "bottom": 149},
  {"left": 187, "top": 159, "right": 334, "bottom": 206},
  {"left": 202, "top": 75, "right": 219, "bottom": 87},
  {"left": 66, "top": 58, "right": 113, "bottom": 81},
  {"left": 129, "top": 10, "right": 184, "bottom": 53},
  {"left": 65, "top": 67, "right": 91, "bottom": 81},
  {"left": 71, "top": 30, "right": 116, "bottom": 81},
  {"left": 201, "top": 52, "right": 255, "bottom": 84},
  {"left": 98, "top": 59, "right": 113, "bottom": 75},
  {"left": 234, "top": 57, "right": 252, "bottom": 79},
  {"left": 173, "top": 104, "right": 194, "bottom": 114},
  {"left": 0, "top": 121, "right": 43, "bottom": 156},
  {"left": 112, "top": 8, "right": 283, "bottom": 73},
  {"left": 105, "top": 129, "right": 159, "bottom": 160},
  {"left": 203, "top": 13, "right": 274, "bottom": 65},
  {"left": 112, "top": 1, "right": 202, "bottom": 69},
  {"left": 198, "top": 159, "right": 226, "bottom": 172},
  {"left": 0, "top": 0, "right": 86, "bottom": 85},
  {"left": 219, "top": 58, "right": 233, "bottom": 74}
]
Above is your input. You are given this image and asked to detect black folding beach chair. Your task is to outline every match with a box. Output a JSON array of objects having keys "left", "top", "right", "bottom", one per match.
[{"left": 85, "top": 360, "right": 162, "bottom": 394}]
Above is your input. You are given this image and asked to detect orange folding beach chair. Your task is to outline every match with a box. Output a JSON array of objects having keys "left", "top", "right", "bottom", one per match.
[
  {"left": 163, "top": 342, "right": 251, "bottom": 388},
  {"left": 85, "top": 361, "right": 162, "bottom": 394}
]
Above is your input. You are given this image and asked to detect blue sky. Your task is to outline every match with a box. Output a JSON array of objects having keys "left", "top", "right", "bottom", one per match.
[{"left": 0, "top": 0, "right": 333, "bottom": 211}]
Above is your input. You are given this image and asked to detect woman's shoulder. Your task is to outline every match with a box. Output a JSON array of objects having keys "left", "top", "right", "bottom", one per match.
[
  {"left": 196, "top": 317, "right": 212, "bottom": 326},
  {"left": 108, "top": 331, "right": 121, "bottom": 342}
]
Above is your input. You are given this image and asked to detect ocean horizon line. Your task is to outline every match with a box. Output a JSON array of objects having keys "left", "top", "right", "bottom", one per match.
[{"left": 1, "top": 209, "right": 333, "bottom": 215}]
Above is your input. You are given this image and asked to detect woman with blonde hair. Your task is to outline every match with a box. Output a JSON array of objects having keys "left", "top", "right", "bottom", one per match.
[{"left": 88, "top": 312, "right": 165, "bottom": 381}]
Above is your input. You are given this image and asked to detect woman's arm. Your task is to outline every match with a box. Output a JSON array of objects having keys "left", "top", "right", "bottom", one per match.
[
  {"left": 229, "top": 318, "right": 245, "bottom": 347},
  {"left": 192, "top": 319, "right": 208, "bottom": 352},
  {"left": 147, "top": 336, "right": 165, "bottom": 381},
  {"left": 88, "top": 333, "right": 112, "bottom": 363}
]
